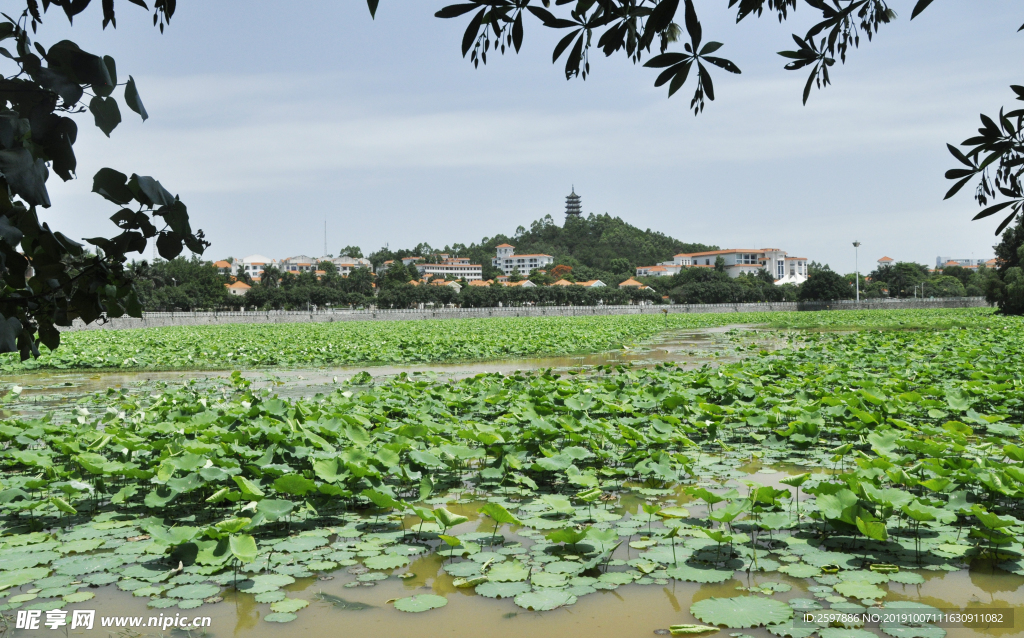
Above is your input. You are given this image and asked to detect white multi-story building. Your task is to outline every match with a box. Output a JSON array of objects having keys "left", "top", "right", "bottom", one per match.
[
  {"left": 492, "top": 244, "right": 554, "bottom": 276},
  {"left": 935, "top": 256, "right": 993, "bottom": 269},
  {"left": 415, "top": 257, "right": 483, "bottom": 281},
  {"left": 279, "top": 255, "right": 318, "bottom": 274},
  {"left": 637, "top": 248, "right": 809, "bottom": 285},
  {"left": 325, "top": 255, "right": 372, "bottom": 276},
  {"left": 239, "top": 254, "right": 275, "bottom": 280}
]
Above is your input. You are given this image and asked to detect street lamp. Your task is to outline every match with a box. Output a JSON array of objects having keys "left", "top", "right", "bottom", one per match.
[{"left": 852, "top": 241, "right": 861, "bottom": 303}]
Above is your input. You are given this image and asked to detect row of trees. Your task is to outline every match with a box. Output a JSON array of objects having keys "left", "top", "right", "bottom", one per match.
[{"left": 134, "top": 253, "right": 996, "bottom": 313}]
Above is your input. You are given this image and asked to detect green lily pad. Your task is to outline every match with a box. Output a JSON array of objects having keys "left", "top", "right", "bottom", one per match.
[
  {"left": 270, "top": 598, "right": 309, "bottom": 613},
  {"left": 514, "top": 589, "right": 577, "bottom": 611},
  {"left": 178, "top": 599, "right": 203, "bottom": 610},
  {"left": 167, "top": 584, "right": 220, "bottom": 599},
  {"left": 487, "top": 561, "right": 529, "bottom": 582},
  {"left": 264, "top": 612, "right": 297, "bottom": 623},
  {"left": 148, "top": 598, "right": 178, "bottom": 609},
  {"left": 598, "top": 571, "right": 637, "bottom": 585},
  {"left": 667, "top": 563, "right": 735, "bottom": 583},
  {"left": 255, "top": 591, "right": 287, "bottom": 604},
  {"left": 63, "top": 592, "right": 95, "bottom": 603},
  {"left": 690, "top": 596, "right": 794, "bottom": 628},
  {"left": 531, "top": 572, "right": 567, "bottom": 588},
  {"left": 363, "top": 554, "right": 410, "bottom": 570},
  {"left": 394, "top": 594, "right": 448, "bottom": 613},
  {"left": 833, "top": 581, "right": 886, "bottom": 600},
  {"left": 475, "top": 581, "right": 531, "bottom": 599}
]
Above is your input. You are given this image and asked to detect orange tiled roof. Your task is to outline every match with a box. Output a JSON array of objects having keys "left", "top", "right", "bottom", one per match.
[
  {"left": 225, "top": 281, "right": 250, "bottom": 289},
  {"left": 551, "top": 279, "right": 574, "bottom": 286},
  {"left": 877, "top": 256, "right": 894, "bottom": 262},
  {"left": 618, "top": 278, "right": 644, "bottom": 287},
  {"left": 213, "top": 260, "right": 231, "bottom": 268},
  {"left": 495, "top": 243, "right": 514, "bottom": 248}
]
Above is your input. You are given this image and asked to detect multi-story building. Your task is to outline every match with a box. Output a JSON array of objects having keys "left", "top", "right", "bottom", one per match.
[
  {"left": 325, "top": 255, "right": 372, "bottom": 276},
  {"left": 213, "top": 260, "right": 233, "bottom": 276},
  {"left": 635, "top": 264, "right": 683, "bottom": 277},
  {"left": 239, "top": 254, "right": 275, "bottom": 281},
  {"left": 279, "top": 255, "right": 318, "bottom": 274},
  {"left": 415, "top": 257, "right": 483, "bottom": 281},
  {"left": 935, "top": 256, "right": 994, "bottom": 269},
  {"left": 637, "top": 248, "right": 809, "bottom": 285},
  {"left": 492, "top": 244, "right": 554, "bottom": 276}
]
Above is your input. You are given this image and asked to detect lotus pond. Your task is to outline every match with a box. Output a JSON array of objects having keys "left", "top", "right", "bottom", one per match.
[
  {"left": 0, "top": 307, "right": 998, "bottom": 373},
  {"left": 1, "top": 309, "right": 1023, "bottom": 638}
]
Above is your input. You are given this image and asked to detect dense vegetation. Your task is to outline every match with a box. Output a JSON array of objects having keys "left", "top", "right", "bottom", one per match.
[
  {"left": 369, "top": 213, "right": 716, "bottom": 284},
  {"left": 1, "top": 309, "right": 996, "bottom": 374},
  {"left": 0, "top": 308, "right": 1022, "bottom": 629}
]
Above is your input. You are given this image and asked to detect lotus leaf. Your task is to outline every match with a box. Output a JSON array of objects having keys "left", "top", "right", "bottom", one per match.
[
  {"left": 514, "top": 589, "right": 576, "bottom": 611},
  {"left": 690, "top": 596, "right": 794, "bottom": 628},
  {"left": 394, "top": 594, "right": 448, "bottom": 613}
]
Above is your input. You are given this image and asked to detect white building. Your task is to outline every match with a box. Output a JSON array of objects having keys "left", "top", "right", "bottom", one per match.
[
  {"left": 637, "top": 248, "right": 809, "bottom": 285},
  {"left": 635, "top": 264, "right": 682, "bottom": 277},
  {"left": 493, "top": 244, "right": 554, "bottom": 276},
  {"left": 415, "top": 257, "right": 483, "bottom": 281},
  {"left": 279, "top": 255, "right": 318, "bottom": 274},
  {"left": 935, "top": 256, "right": 993, "bottom": 269},
  {"left": 240, "top": 254, "right": 275, "bottom": 280},
  {"left": 326, "top": 255, "right": 372, "bottom": 276}
]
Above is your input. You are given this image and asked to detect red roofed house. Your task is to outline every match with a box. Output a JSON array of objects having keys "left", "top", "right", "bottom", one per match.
[{"left": 225, "top": 281, "right": 251, "bottom": 296}]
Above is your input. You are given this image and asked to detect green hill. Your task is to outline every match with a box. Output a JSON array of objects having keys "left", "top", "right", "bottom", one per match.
[{"left": 370, "top": 213, "right": 716, "bottom": 284}]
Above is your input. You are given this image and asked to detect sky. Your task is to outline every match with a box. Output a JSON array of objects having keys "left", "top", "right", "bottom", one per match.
[{"left": 32, "top": 1, "right": 1023, "bottom": 273}]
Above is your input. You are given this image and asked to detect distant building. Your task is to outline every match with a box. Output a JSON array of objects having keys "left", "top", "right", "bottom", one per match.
[
  {"left": 635, "top": 264, "right": 682, "bottom": 277},
  {"left": 240, "top": 254, "right": 274, "bottom": 281},
  {"left": 213, "top": 260, "right": 232, "bottom": 275},
  {"left": 936, "top": 256, "right": 993, "bottom": 269},
  {"left": 493, "top": 244, "right": 554, "bottom": 276},
  {"left": 325, "top": 255, "right": 372, "bottom": 276},
  {"left": 576, "top": 280, "right": 606, "bottom": 288},
  {"left": 565, "top": 187, "right": 582, "bottom": 220},
  {"left": 637, "top": 248, "right": 808, "bottom": 285},
  {"left": 225, "top": 281, "right": 251, "bottom": 296},
  {"left": 618, "top": 278, "right": 650, "bottom": 290},
  {"left": 280, "top": 255, "right": 317, "bottom": 274},
  {"left": 415, "top": 257, "right": 483, "bottom": 281},
  {"left": 877, "top": 256, "right": 894, "bottom": 267}
]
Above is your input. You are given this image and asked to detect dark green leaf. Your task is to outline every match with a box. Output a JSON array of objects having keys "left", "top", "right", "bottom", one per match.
[
  {"left": 92, "top": 168, "right": 134, "bottom": 205},
  {"left": 89, "top": 96, "right": 121, "bottom": 137},
  {"left": 124, "top": 76, "right": 148, "bottom": 121}
]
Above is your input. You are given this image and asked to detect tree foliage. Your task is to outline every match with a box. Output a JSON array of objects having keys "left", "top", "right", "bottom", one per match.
[
  {"left": 797, "top": 267, "right": 853, "bottom": 302},
  {"left": 0, "top": 1, "right": 204, "bottom": 358},
  {"left": 377, "top": 213, "right": 715, "bottom": 286}
]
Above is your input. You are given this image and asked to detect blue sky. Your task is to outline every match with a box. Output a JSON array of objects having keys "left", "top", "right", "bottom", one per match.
[{"left": 36, "top": 2, "right": 1022, "bottom": 272}]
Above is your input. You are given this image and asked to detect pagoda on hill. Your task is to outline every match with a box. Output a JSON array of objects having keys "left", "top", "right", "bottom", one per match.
[{"left": 565, "top": 187, "right": 582, "bottom": 220}]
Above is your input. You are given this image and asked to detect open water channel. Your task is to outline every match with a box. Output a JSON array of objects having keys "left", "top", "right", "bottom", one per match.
[{"left": 2, "top": 326, "right": 1022, "bottom": 638}]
